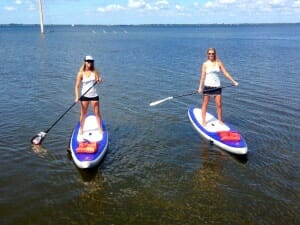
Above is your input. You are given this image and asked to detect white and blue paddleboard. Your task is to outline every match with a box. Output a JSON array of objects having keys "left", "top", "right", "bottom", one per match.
[
  {"left": 69, "top": 114, "right": 108, "bottom": 169},
  {"left": 188, "top": 107, "right": 247, "bottom": 155}
]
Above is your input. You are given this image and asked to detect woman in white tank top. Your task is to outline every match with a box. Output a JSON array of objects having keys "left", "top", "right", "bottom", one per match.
[
  {"left": 75, "top": 55, "right": 103, "bottom": 135},
  {"left": 198, "top": 48, "right": 239, "bottom": 127}
]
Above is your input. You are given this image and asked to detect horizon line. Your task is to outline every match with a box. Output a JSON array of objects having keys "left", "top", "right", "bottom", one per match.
[{"left": 1, "top": 22, "right": 299, "bottom": 26}]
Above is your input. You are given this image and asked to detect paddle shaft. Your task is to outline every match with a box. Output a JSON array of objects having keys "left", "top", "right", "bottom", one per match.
[
  {"left": 149, "top": 84, "right": 236, "bottom": 106},
  {"left": 171, "top": 84, "right": 235, "bottom": 100},
  {"left": 172, "top": 91, "right": 198, "bottom": 99},
  {"left": 164, "top": 84, "right": 235, "bottom": 99},
  {"left": 45, "top": 81, "right": 98, "bottom": 133},
  {"left": 201, "top": 84, "right": 235, "bottom": 94}
]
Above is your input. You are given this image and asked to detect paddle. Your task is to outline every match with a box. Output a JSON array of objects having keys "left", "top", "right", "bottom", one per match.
[
  {"left": 149, "top": 91, "right": 198, "bottom": 106},
  {"left": 31, "top": 81, "right": 98, "bottom": 145},
  {"left": 149, "top": 84, "right": 236, "bottom": 107}
]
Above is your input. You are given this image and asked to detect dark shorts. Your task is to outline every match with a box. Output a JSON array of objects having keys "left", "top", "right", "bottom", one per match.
[
  {"left": 203, "top": 86, "right": 222, "bottom": 96},
  {"left": 80, "top": 96, "right": 99, "bottom": 101}
]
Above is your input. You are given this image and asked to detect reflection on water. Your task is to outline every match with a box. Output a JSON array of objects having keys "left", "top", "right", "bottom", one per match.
[
  {"left": 77, "top": 163, "right": 102, "bottom": 182},
  {"left": 195, "top": 146, "right": 225, "bottom": 187},
  {"left": 31, "top": 144, "right": 48, "bottom": 157}
]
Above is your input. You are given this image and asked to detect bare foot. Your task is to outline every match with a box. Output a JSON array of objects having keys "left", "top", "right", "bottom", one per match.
[
  {"left": 218, "top": 120, "right": 225, "bottom": 126},
  {"left": 99, "top": 128, "right": 104, "bottom": 135},
  {"left": 202, "top": 121, "right": 207, "bottom": 127}
]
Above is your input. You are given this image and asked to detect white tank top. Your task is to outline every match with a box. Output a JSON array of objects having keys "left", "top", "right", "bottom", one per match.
[
  {"left": 81, "top": 72, "right": 98, "bottom": 98},
  {"left": 204, "top": 62, "right": 221, "bottom": 87}
]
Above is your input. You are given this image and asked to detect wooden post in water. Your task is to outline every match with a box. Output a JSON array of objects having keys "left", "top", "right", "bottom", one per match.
[{"left": 38, "top": 0, "right": 44, "bottom": 34}]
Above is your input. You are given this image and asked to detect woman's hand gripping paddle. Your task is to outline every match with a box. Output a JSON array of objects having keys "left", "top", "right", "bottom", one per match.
[{"left": 31, "top": 81, "right": 98, "bottom": 145}]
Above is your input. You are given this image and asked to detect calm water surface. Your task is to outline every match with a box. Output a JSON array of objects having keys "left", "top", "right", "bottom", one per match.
[{"left": 0, "top": 24, "right": 299, "bottom": 225}]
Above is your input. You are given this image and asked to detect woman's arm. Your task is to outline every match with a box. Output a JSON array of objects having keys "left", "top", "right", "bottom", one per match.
[
  {"left": 198, "top": 63, "right": 206, "bottom": 93},
  {"left": 218, "top": 60, "right": 238, "bottom": 85},
  {"left": 95, "top": 69, "right": 102, "bottom": 84},
  {"left": 75, "top": 72, "right": 82, "bottom": 102}
]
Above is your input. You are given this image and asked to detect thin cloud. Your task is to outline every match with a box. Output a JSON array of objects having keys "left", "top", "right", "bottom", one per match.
[
  {"left": 97, "top": 0, "right": 170, "bottom": 13},
  {"left": 155, "top": 0, "right": 169, "bottom": 9},
  {"left": 27, "top": 3, "right": 36, "bottom": 11},
  {"left": 294, "top": 0, "right": 300, "bottom": 7},
  {"left": 97, "top": 4, "right": 124, "bottom": 13},
  {"left": 175, "top": 4, "right": 185, "bottom": 12},
  {"left": 204, "top": 0, "right": 236, "bottom": 8},
  {"left": 4, "top": 6, "right": 16, "bottom": 11},
  {"left": 128, "top": 0, "right": 147, "bottom": 9},
  {"left": 201, "top": 0, "right": 299, "bottom": 13}
]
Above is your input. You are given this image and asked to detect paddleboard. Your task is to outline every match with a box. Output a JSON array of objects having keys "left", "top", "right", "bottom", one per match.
[
  {"left": 69, "top": 114, "right": 108, "bottom": 169},
  {"left": 188, "top": 107, "right": 247, "bottom": 155}
]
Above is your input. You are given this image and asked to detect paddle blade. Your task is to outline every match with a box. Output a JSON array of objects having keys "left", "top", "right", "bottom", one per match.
[
  {"left": 149, "top": 96, "right": 173, "bottom": 106},
  {"left": 31, "top": 132, "right": 47, "bottom": 145}
]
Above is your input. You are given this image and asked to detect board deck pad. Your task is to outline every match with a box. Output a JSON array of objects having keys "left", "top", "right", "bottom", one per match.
[
  {"left": 193, "top": 109, "right": 230, "bottom": 132},
  {"left": 77, "top": 116, "right": 103, "bottom": 143}
]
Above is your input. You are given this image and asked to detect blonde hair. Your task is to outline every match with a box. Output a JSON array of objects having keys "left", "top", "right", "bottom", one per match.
[{"left": 78, "top": 64, "right": 84, "bottom": 73}]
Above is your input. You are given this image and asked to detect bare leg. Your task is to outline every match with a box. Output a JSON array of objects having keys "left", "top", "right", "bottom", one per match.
[
  {"left": 201, "top": 95, "right": 210, "bottom": 126},
  {"left": 80, "top": 101, "right": 89, "bottom": 134},
  {"left": 91, "top": 100, "right": 103, "bottom": 134},
  {"left": 214, "top": 94, "right": 224, "bottom": 125}
]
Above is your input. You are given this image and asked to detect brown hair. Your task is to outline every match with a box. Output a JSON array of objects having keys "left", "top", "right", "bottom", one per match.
[
  {"left": 79, "top": 61, "right": 95, "bottom": 72},
  {"left": 83, "top": 61, "right": 95, "bottom": 71}
]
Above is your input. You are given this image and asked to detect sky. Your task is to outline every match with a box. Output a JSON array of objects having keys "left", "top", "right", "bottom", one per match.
[{"left": 0, "top": 0, "right": 299, "bottom": 25}]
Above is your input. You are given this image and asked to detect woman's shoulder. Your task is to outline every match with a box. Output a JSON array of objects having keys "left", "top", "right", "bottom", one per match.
[
  {"left": 93, "top": 69, "right": 100, "bottom": 76},
  {"left": 77, "top": 70, "right": 83, "bottom": 78},
  {"left": 202, "top": 60, "right": 210, "bottom": 66},
  {"left": 216, "top": 59, "right": 224, "bottom": 67}
]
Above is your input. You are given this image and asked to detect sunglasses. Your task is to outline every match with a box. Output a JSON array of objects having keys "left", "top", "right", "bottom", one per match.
[
  {"left": 208, "top": 52, "right": 215, "bottom": 55},
  {"left": 85, "top": 60, "right": 94, "bottom": 63}
]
